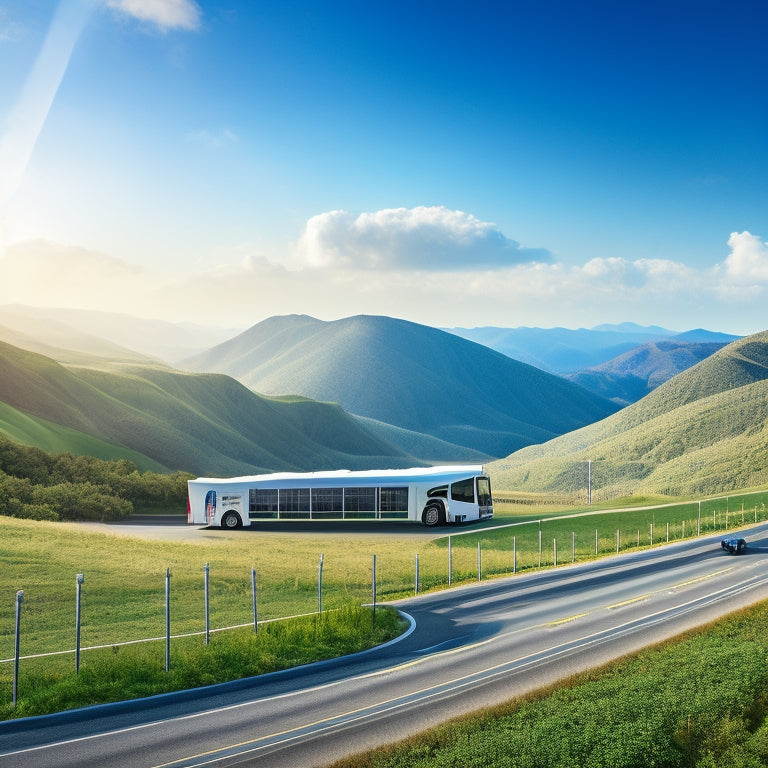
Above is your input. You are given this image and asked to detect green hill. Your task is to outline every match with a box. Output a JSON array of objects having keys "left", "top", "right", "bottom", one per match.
[
  {"left": 566, "top": 340, "right": 728, "bottom": 405},
  {"left": 0, "top": 341, "right": 416, "bottom": 475},
  {"left": 488, "top": 331, "right": 768, "bottom": 497},
  {"left": 0, "top": 401, "right": 167, "bottom": 471},
  {"left": 181, "top": 314, "right": 619, "bottom": 457}
]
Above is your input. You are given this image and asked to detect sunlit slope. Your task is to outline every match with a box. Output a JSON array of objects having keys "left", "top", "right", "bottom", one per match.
[
  {"left": 0, "top": 341, "right": 414, "bottom": 475},
  {"left": 0, "top": 401, "right": 167, "bottom": 471},
  {"left": 182, "top": 314, "right": 619, "bottom": 457},
  {"left": 489, "top": 331, "right": 768, "bottom": 496}
]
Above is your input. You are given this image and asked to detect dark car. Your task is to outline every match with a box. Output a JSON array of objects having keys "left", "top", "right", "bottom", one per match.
[{"left": 721, "top": 537, "right": 747, "bottom": 554}]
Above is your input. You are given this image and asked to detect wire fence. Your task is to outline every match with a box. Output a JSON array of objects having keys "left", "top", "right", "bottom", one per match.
[{"left": 3, "top": 492, "right": 768, "bottom": 706}]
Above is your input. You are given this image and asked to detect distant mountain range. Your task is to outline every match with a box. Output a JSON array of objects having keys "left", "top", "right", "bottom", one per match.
[
  {"left": 180, "top": 314, "right": 620, "bottom": 458},
  {"left": 0, "top": 305, "right": 760, "bottom": 495},
  {"left": 447, "top": 323, "right": 738, "bottom": 372},
  {"left": 0, "top": 305, "right": 238, "bottom": 363},
  {"left": 565, "top": 340, "right": 730, "bottom": 405},
  {"left": 447, "top": 323, "right": 739, "bottom": 404},
  {"left": 489, "top": 330, "right": 768, "bottom": 497}
]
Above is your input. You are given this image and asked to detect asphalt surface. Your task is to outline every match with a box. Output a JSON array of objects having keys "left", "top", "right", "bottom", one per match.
[{"left": 4, "top": 522, "right": 768, "bottom": 768}]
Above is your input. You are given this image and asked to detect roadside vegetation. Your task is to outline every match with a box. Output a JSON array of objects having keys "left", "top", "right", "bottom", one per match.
[
  {"left": 0, "top": 435, "right": 190, "bottom": 521},
  {"left": 0, "top": 605, "right": 403, "bottom": 720},
  {"left": 329, "top": 601, "right": 768, "bottom": 768}
]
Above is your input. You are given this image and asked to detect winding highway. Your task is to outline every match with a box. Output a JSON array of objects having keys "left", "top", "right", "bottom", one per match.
[{"left": 3, "top": 522, "right": 768, "bottom": 767}]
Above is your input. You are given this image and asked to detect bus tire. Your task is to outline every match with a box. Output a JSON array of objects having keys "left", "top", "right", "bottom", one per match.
[
  {"left": 422, "top": 503, "right": 445, "bottom": 527},
  {"left": 221, "top": 511, "right": 242, "bottom": 529}
]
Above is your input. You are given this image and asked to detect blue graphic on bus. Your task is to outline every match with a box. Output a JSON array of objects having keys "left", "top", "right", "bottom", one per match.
[{"left": 205, "top": 490, "right": 217, "bottom": 524}]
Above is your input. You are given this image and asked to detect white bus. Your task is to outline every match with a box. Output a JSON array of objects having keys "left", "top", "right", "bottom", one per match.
[{"left": 187, "top": 465, "right": 493, "bottom": 528}]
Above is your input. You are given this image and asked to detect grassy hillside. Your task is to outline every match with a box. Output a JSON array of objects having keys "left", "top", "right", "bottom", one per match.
[
  {"left": 0, "top": 401, "right": 167, "bottom": 471},
  {"left": 182, "top": 315, "right": 619, "bottom": 457},
  {"left": 489, "top": 331, "right": 768, "bottom": 497},
  {"left": 566, "top": 340, "right": 728, "bottom": 405},
  {"left": 0, "top": 341, "right": 416, "bottom": 475}
]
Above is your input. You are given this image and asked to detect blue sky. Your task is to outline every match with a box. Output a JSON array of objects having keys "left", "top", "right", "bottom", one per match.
[{"left": 0, "top": 0, "right": 766, "bottom": 334}]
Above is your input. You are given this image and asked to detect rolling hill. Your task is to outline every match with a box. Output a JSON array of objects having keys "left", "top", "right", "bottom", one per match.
[
  {"left": 0, "top": 340, "right": 418, "bottom": 475},
  {"left": 181, "top": 314, "right": 620, "bottom": 458},
  {"left": 488, "top": 331, "right": 768, "bottom": 497},
  {"left": 565, "top": 340, "right": 729, "bottom": 405}
]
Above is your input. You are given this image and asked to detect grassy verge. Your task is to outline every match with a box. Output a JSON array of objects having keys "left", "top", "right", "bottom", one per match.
[
  {"left": 1, "top": 605, "right": 403, "bottom": 720},
  {"left": 329, "top": 601, "right": 768, "bottom": 768}
]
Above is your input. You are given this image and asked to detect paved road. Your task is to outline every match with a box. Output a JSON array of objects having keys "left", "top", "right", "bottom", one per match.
[{"left": 3, "top": 523, "right": 768, "bottom": 768}]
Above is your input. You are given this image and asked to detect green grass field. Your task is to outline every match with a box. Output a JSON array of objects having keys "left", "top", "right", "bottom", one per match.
[{"left": 3, "top": 486, "right": 768, "bottom": 719}]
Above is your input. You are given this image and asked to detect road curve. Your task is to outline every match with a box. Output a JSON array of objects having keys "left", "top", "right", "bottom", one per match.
[{"left": 3, "top": 523, "right": 768, "bottom": 768}]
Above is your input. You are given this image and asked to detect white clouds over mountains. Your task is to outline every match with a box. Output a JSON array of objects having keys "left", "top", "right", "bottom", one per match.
[
  {"left": 294, "top": 206, "right": 552, "bottom": 270},
  {"left": 722, "top": 231, "right": 768, "bottom": 284},
  {"left": 0, "top": 209, "right": 765, "bottom": 335}
]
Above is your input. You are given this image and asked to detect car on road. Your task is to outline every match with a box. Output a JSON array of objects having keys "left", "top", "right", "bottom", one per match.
[{"left": 721, "top": 537, "right": 747, "bottom": 554}]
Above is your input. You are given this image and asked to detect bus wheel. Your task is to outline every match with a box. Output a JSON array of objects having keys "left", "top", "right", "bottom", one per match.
[
  {"left": 422, "top": 503, "right": 445, "bottom": 527},
  {"left": 221, "top": 511, "right": 242, "bottom": 529}
]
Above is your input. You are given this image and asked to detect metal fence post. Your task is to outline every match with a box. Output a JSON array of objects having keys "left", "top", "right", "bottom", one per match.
[
  {"left": 372, "top": 554, "right": 377, "bottom": 623},
  {"left": 204, "top": 563, "right": 210, "bottom": 645},
  {"left": 513, "top": 535, "right": 517, "bottom": 574},
  {"left": 415, "top": 553, "right": 419, "bottom": 595},
  {"left": 318, "top": 554, "right": 324, "bottom": 614},
  {"left": 448, "top": 536, "right": 452, "bottom": 586},
  {"left": 165, "top": 568, "right": 171, "bottom": 673},
  {"left": 13, "top": 590, "right": 23, "bottom": 706},
  {"left": 75, "top": 574, "right": 84, "bottom": 674},
  {"left": 251, "top": 567, "right": 258, "bottom": 633}
]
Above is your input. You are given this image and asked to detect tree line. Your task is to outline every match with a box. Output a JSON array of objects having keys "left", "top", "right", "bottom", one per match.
[{"left": 0, "top": 436, "right": 191, "bottom": 521}]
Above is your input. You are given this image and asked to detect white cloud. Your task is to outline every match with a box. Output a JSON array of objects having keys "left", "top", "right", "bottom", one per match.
[
  {"left": 1, "top": 230, "right": 764, "bottom": 336},
  {"left": 294, "top": 206, "right": 552, "bottom": 270},
  {"left": 104, "top": 0, "right": 202, "bottom": 32},
  {"left": 721, "top": 231, "right": 768, "bottom": 283}
]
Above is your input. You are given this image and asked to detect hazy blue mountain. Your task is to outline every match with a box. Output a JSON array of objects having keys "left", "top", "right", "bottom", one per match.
[
  {"left": 444, "top": 324, "right": 675, "bottom": 372},
  {"left": 0, "top": 304, "right": 241, "bottom": 364},
  {"left": 565, "top": 340, "right": 729, "bottom": 405},
  {"left": 445, "top": 323, "right": 738, "bottom": 374},
  {"left": 181, "top": 314, "right": 620, "bottom": 458}
]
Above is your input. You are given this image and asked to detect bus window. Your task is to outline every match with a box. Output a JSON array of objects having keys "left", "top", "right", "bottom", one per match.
[
  {"left": 427, "top": 485, "right": 448, "bottom": 498},
  {"left": 477, "top": 476, "right": 492, "bottom": 507},
  {"left": 450, "top": 477, "right": 475, "bottom": 504}
]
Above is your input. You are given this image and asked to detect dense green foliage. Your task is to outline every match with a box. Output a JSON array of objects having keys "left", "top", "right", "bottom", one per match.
[
  {"left": 1, "top": 605, "right": 404, "bottom": 719},
  {"left": 0, "top": 435, "right": 190, "bottom": 521},
  {"left": 331, "top": 603, "right": 768, "bottom": 768},
  {"left": 491, "top": 331, "right": 768, "bottom": 497},
  {"left": 182, "top": 314, "right": 619, "bottom": 457}
]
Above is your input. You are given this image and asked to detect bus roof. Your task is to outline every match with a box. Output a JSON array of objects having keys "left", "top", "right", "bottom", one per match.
[{"left": 190, "top": 465, "right": 486, "bottom": 487}]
